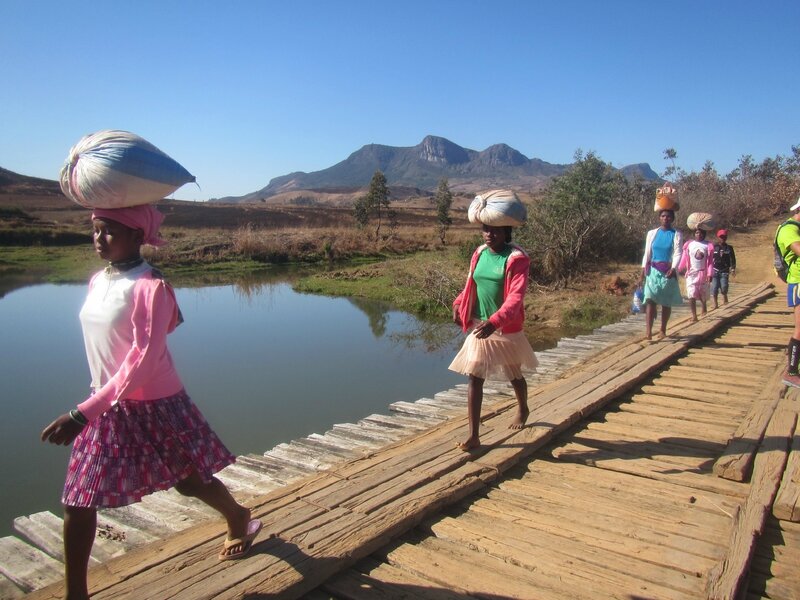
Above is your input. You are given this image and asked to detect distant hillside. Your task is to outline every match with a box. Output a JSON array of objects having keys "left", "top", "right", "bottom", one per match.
[
  {"left": 0, "top": 167, "right": 62, "bottom": 196},
  {"left": 216, "top": 135, "right": 660, "bottom": 204}
]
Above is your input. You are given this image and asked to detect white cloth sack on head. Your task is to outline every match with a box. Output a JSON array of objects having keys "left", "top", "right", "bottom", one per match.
[
  {"left": 468, "top": 189, "right": 527, "bottom": 226},
  {"left": 686, "top": 212, "right": 715, "bottom": 231},
  {"left": 60, "top": 130, "right": 195, "bottom": 209}
]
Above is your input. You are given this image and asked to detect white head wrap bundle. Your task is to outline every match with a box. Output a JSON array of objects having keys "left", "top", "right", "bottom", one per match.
[
  {"left": 60, "top": 130, "right": 195, "bottom": 209},
  {"left": 686, "top": 212, "right": 715, "bottom": 231},
  {"left": 467, "top": 189, "right": 527, "bottom": 227}
]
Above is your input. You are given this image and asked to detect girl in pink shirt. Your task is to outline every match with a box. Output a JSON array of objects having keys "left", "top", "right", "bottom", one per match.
[
  {"left": 678, "top": 228, "right": 714, "bottom": 321},
  {"left": 41, "top": 205, "right": 262, "bottom": 600}
]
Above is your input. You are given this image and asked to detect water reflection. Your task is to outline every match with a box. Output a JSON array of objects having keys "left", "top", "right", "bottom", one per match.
[{"left": 0, "top": 274, "right": 464, "bottom": 537}]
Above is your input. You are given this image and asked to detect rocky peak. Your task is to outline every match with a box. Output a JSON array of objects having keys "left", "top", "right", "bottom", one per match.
[
  {"left": 417, "top": 135, "right": 470, "bottom": 165},
  {"left": 477, "top": 144, "right": 528, "bottom": 167}
]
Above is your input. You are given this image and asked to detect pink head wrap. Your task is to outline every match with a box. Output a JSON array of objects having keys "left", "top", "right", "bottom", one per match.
[{"left": 91, "top": 205, "right": 166, "bottom": 247}]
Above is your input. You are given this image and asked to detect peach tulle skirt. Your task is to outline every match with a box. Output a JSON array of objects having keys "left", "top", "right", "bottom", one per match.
[{"left": 448, "top": 328, "right": 538, "bottom": 380}]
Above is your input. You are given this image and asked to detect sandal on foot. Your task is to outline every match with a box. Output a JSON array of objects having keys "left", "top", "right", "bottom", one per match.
[{"left": 219, "top": 519, "right": 263, "bottom": 561}]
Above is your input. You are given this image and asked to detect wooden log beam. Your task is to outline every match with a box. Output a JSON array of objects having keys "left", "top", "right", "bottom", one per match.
[
  {"left": 713, "top": 363, "right": 787, "bottom": 482},
  {"left": 706, "top": 391, "right": 798, "bottom": 600},
  {"left": 773, "top": 395, "right": 800, "bottom": 521}
]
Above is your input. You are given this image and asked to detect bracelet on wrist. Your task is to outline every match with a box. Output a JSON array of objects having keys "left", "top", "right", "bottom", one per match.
[{"left": 69, "top": 409, "right": 88, "bottom": 427}]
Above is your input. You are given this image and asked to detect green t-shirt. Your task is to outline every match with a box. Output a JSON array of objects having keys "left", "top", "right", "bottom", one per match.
[
  {"left": 472, "top": 245, "right": 512, "bottom": 320},
  {"left": 777, "top": 220, "right": 800, "bottom": 284}
]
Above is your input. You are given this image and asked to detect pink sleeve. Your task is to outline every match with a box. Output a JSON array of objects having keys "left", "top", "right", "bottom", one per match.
[
  {"left": 488, "top": 253, "right": 529, "bottom": 329},
  {"left": 78, "top": 278, "right": 179, "bottom": 422}
]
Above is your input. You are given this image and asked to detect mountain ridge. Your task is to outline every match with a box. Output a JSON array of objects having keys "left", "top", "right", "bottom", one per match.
[{"left": 216, "top": 135, "right": 659, "bottom": 203}]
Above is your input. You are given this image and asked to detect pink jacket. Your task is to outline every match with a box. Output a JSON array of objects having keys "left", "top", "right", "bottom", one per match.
[
  {"left": 453, "top": 244, "right": 530, "bottom": 334},
  {"left": 77, "top": 268, "right": 184, "bottom": 422}
]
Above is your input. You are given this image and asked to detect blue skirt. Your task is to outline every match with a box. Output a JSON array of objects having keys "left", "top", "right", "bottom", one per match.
[{"left": 643, "top": 269, "right": 683, "bottom": 307}]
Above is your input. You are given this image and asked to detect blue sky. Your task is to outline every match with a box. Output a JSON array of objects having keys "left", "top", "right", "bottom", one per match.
[{"left": 1, "top": 0, "right": 798, "bottom": 201}]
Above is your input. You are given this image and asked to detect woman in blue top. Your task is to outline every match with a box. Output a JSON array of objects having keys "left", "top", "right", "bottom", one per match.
[{"left": 640, "top": 209, "right": 683, "bottom": 340}]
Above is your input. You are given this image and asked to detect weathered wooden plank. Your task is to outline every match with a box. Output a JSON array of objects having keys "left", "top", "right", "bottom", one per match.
[
  {"left": 360, "top": 413, "right": 434, "bottom": 432},
  {"left": 597, "top": 410, "right": 736, "bottom": 443},
  {"left": 706, "top": 393, "right": 798, "bottom": 600},
  {"left": 773, "top": 406, "right": 800, "bottom": 521},
  {"left": 0, "top": 574, "right": 25, "bottom": 599},
  {"left": 0, "top": 537, "right": 62, "bottom": 593},
  {"left": 12, "top": 509, "right": 126, "bottom": 568},
  {"left": 323, "top": 428, "right": 387, "bottom": 450},
  {"left": 333, "top": 422, "right": 405, "bottom": 442},
  {"left": 552, "top": 441, "right": 748, "bottom": 498},
  {"left": 628, "top": 393, "right": 749, "bottom": 418},
  {"left": 566, "top": 428, "right": 720, "bottom": 470},
  {"left": 323, "top": 558, "right": 472, "bottom": 599},
  {"left": 617, "top": 399, "right": 743, "bottom": 428},
  {"left": 12, "top": 514, "right": 72, "bottom": 564},
  {"left": 381, "top": 535, "right": 599, "bottom": 600},
  {"left": 291, "top": 436, "right": 362, "bottom": 460},
  {"left": 646, "top": 379, "right": 766, "bottom": 402},
  {"left": 714, "top": 362, "right": 786, "bottom": 482},
  {"left": 522, "top": 458, "right": 742, "bottom": 519},
  {"left": 473, "top": 488, "right": 727, "bottom": 561},
  {"left": 429, "top": 511, "right": 707, "bottom": 595},
  {"left": 585, "top": 419, "right": 729, "bottom": 456},
  {"left": 305, "top": 432, "right": 371, "bottom": 454},
  {"left": 94, "top": 510, "right": 161, "bottom": 548},
  {"left": 387, "top": 533, "right": 693, "bottom": 600},
  {"left": 496, "top": 477, "right": 735, "bottom": 540},
  {"left": 662, "top": 363, "right": 773, "bottom": 385},
  {"left": 265, "top": 443, "right": 343, "bottom": 470},
  {"left": 388, "top": 401, "right": 448, "bottom": 419}
]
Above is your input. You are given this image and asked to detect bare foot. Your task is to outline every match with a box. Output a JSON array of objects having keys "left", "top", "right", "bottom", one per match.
[
  {"left": 509, "top": 406, "right": 529, "bottom": 430},
  {"left": 690, "top": 317, "right": 698, "bottom": 322},
  {"left": 457, "top": 437, "right": 480, "bottom": 451}
]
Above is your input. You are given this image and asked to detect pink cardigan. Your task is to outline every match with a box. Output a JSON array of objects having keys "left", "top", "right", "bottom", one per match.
[
  {"left": 453, "top": 243, "right": 530, "bottom": 334},
  {"left": 77, "top": 268, "right": 184, "bottom": 422}
]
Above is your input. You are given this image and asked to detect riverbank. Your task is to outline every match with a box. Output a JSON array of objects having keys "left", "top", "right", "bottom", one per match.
[{"left": 0, "top": 182, "right": 782, "bottom": 346}]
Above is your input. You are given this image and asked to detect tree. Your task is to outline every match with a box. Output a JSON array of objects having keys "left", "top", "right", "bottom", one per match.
[
  {"left": 662, "top": 147, "right": 680, "bottom": 181},
  {"left": 434, "top": 178, "right": 453, "bottom": 244},
  {"left": 353, "top": 171, "right": 392, "bottom": 241},
  {"left": 516, "top": 150, "right": 642, "bottom": 283},
  {"left": 367, "top": 170, "right": 391, "bottom": 241},
  {"left": 352, "top": 195, "right": 370, "bottom": 228}
]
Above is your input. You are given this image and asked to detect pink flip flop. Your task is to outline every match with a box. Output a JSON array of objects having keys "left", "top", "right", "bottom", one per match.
[{"left": 219, "top": 519, "right": 263, "bottom": 561}]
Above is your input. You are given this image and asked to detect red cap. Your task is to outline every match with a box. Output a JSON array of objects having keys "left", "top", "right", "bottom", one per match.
[{"left": 716, "top": 229, "right": 728, "bottom": 238}]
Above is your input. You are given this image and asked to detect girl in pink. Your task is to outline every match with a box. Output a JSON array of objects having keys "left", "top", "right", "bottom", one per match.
[
  {"left": 449, "top": 224, "right": 538, "bottom": 451},
  {"left": 41, "top": 205, "right": 262, "bottom": 600},
  {"left": 679, "top": 227, "right": 715, "bottom": 321}
]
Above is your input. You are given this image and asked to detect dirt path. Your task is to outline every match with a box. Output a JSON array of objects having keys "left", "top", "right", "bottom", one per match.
[{"left": 722, "top": 220, "right": 778, "bottom": 285}]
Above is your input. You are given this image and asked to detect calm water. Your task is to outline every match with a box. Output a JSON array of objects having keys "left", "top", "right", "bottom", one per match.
[{"left": 0, "top": 278, "right": 464, "bottom": 537}]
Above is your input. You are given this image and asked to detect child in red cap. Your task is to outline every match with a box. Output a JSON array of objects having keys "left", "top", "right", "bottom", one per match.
[{"left": 711, "top": 229, "right": 736, "bottom": 308}]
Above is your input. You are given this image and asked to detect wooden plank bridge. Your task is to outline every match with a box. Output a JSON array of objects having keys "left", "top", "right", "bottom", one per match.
[{"left": 4, "top": 281, "right": 800, "bottom": 599}]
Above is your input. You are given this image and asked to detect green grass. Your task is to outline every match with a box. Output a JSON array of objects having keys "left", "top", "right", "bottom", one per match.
[
  {"left": 0, "top": 245, "right": 97, "bottom": 282},
  {"left": 293, "top": 250, "right": 463, "bottom": 319},
  {"left": 560, "top": 293, "right": 627, "bottom": 334}
]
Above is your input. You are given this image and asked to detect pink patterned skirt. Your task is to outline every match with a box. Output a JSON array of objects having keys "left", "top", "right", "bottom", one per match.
[
  {"left": 449, "top": 328, "right": 538, "bottom": 380},
  {"left": 62, "top": 390, "right": 235, "bottom": 508}
]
